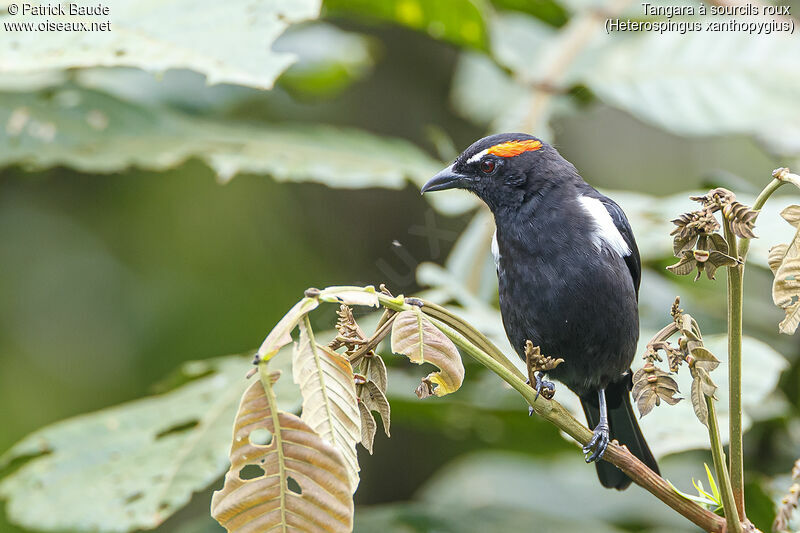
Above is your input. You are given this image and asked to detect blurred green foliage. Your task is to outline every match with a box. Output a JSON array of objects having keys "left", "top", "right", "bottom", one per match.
[{"left": 2, "top": 0, "right": 800, "bottom": 531}]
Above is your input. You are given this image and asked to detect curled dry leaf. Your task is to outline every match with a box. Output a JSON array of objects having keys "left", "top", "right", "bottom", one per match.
[
  {"left": 357, "top": 401, "right": 377, "bottom": 455},
  {"left": 211, "top": 372, "right": 353, "bottom": 533},
  {"left": 689, "top": 187, "right": 736, "bottom": 211},
  {"left": 292, "top": 321, "right": 361, "bottom": 493},
  {"left": 770, "top": 205, "right": 800, "bottom": 334},
  {"left": 255, "top": 297, "right": 319, "bottom": 362},
  {"left": 390, "top": 309, "right": 464, "bottom": 398},
  {"left": 361, "top": 381, "right": 390, "bottom": 437},
  {"left": 632, "top": 362, "right": 682, "bottom": 418},
  {"left": 667, "top": 249, "right": 737, "bottom": 280},
  {"left": 367, "top": 354, "right": 388, "bottom": 394},
  {"left": 671, "top": 211, "right": 721, "bottom": 255},
  {"left": 722, "top": 201, "right": 758, "bottom": 239}
]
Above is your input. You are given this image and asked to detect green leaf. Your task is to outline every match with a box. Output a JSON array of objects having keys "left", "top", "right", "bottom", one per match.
[
  {"left": 274, "top": 22, "right": 376, "bottom": 98},
  {"left": 323, "top": 0, "right": 489, "bottom": 50},
  {"left": 390, "top": 309, "right": 464, "bottom": 398},
  {"left": 0, "top": 86, "right": 445, "bottom": 197},
  {"left": 211, "top": 369, "right": 353, "bottom": 533},
  {"left": 0, "top": 0, "right": 320, "bottom": 89},
  {"left": 292, "top": 320, "right": 361, "bottom": 493},
  {"left": 582, "top": 30, "right": 800, "bottom": 139},
  {"left": 355, "top": 502, "right": 629, "bottom": 533},
  {"left": 0, "top": 355, "right": 297, "bottom": 533},
  {"left": 417, "top": 451, "right": 697, "bottom": 530},
  {"left": 449, "top": 12, "right": 559, "bottom": 136}
]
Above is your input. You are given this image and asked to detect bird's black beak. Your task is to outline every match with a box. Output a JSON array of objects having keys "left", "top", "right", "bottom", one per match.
[{"left": 421, "top": 165, "right": 468, "bottom": 194}]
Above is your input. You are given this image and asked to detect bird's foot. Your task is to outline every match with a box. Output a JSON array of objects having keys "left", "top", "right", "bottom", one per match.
[
  {"left": 532, "top": 372, "right": 555, "bottom": 402},
  {"left": 583, "top": 422, "right": 610, "bottom": 463},
  {"left": 526, "top": 372, "right": 556, "bottom": 415}
]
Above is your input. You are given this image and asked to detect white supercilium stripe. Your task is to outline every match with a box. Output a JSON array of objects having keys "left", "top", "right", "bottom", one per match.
[
  {"left": 466, "top": 149, "right": 489, "bottom": 164},
  {"left": 578, "top": 196, "right": 631, "bottom": 257}
]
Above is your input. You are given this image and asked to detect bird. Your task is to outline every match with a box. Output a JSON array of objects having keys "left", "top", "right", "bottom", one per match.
[{"left": 421, "top": 132, "right": 659, "bottom": 490}]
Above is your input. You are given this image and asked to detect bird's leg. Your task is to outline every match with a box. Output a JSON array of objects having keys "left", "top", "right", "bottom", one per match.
[
  {"left": 583, "top": 388, "right": 610, "bottom": 463},
  {"left": 526, "top": 372, "right": 556, "bottom": 415}
]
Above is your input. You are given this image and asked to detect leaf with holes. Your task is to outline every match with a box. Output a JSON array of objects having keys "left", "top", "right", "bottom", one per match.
[
  {"left": 0, "top": 355, "right": 295, "bottom": 533},
  {"left": 292, "top": 320, "right": 361, "bottom": 493},
  {"left": 256, "top": 297, "right": 319, "bottom": 362},
  {"left": 771, "top": 205, "right": 800, "bottom": 334},
  {"left": 0, "top": 88, "right": 444, "bottom": 199},
  {"left": 211, "top": 371, "right": 352, "bottom": 532},
  {"left": 0, "top": 0, "right": 320, "bottom": 90},
  {"left": 390, "top": 310, "right": 464, "bottom": 398}
]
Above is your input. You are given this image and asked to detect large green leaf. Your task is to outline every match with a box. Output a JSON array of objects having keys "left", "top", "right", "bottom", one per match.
[
  {"left": 450, "top": 12, "right": 559, "bottom": 137},
  {"left": 0, "top": 355, "right": 299, "bottom": 533},
  {"left": 0, "top": 0, "right": 320, "bottom": 90},
  {"left": 0, "top": 86, "right": 444, "bottom": 192},
  {"left": 582, "top": 28, "right": 800, "bottom": 139},
  {"left": 417, "top": 451, "right": 699, "bottom": 531},
  {"left": 323, "top": 0, "right": 490, "bottom": 50},
  {"left": 274, "top": 22, "right": 376, "bottom": 98},
  {"left": 354, "top": 501, "right": 629, "bottom": 533}
]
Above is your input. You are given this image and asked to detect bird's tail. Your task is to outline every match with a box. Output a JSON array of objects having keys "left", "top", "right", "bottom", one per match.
[{"left": 580, "top": 376, "right": 660, "bottom": 490}]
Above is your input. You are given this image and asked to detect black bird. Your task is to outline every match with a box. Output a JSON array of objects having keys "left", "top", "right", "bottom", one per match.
[{"left": 421, "top": 133, "right": 659, "bottom": 490}]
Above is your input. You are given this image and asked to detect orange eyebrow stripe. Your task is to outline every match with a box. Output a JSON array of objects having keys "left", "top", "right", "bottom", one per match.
[{"left": 486, "top": 139, "right": 542, "bottom": 158}]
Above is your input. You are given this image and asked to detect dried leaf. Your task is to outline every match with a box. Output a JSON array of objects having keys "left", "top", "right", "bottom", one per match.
[
  {"left": 722, "top": 201, "right": 759, "bottom": 239},
  {"left": 667, "top": 252, "right": 697, "bottom": 276},
  {"left": 330, "top": 304, "right": 368, "bottom": 353},
  {"left": 390, "top": 309, "right": 464, "bottom": 397},
  {"left": 292, "top": 321, "right": 361, "bottom": 493},
  {"left": 780, "top": 205, "right": 800, "bottom": 228},
  {"left": 688, "top": 346, "right": 720, "bottom": 374},
  {"left": 256, "top": 297, "right": 319, "bottom": 362},
  {"left": 357, "top": 401, "right": 377, "bottom": 455},
  {"left": 631, "top": 364, "right": 682, "bottom": 417},
  {"left": 211, "top": 373, "right": 353, "bottom": 533},
  {"left": 703, "top": 250, "right": 738, "bottom": 280},
  {"left": 770, "top": 244, "right": 790, "bottom": 273},
  {"left": 361, "top": 381, "right": 391, "bottom": 437},
  {"left": 319, "top": 285, "right": 380, "bottom": 307},
  {"left": 771, "top": 209, "right": 800, "bottom": 334},
  {"left": 690, "top": 188, "right": 736, "bottom": 210},
  {"left": 367, "top": 355, "right": 388, "bottom": 394},
  {"left": 690, "top": 375, "right": 710, "bottom": 427}
]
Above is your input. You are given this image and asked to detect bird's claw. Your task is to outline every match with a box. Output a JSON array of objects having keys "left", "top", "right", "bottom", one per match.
[
  {"left": 532, "top": 371, "right": 555, "bottom": 402},
  {"left": 583, "top": 422, "right": 610, "bottom": 463}
]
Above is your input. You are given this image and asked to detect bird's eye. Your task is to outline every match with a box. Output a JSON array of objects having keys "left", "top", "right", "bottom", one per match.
[{"left": 480, "top": 159, "right": 496, "bottom": 174}]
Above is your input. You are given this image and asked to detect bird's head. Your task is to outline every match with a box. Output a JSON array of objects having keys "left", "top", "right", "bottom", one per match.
[{"left": 421, "top": 133, "right": 576, "bottom": 212}]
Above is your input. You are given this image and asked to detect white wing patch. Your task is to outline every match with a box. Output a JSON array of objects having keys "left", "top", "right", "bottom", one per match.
[
  {"left": 491, "top": 230, "right": 500, "bottom": 267},
  {"left": 578, "top": 196, "right": 631, "bottom": 257},
  {"left": 467, "top": 149, "right": 489, "bottom": 164}
]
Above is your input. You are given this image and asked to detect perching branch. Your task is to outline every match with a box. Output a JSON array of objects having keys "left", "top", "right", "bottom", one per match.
[{"left": 369, "top": 290, "right": 727, "bottom": 533}]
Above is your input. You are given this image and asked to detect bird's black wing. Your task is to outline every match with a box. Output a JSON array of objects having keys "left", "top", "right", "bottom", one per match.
[{"left": 599, "top": 196, "right": 641, "bottom": 296}]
